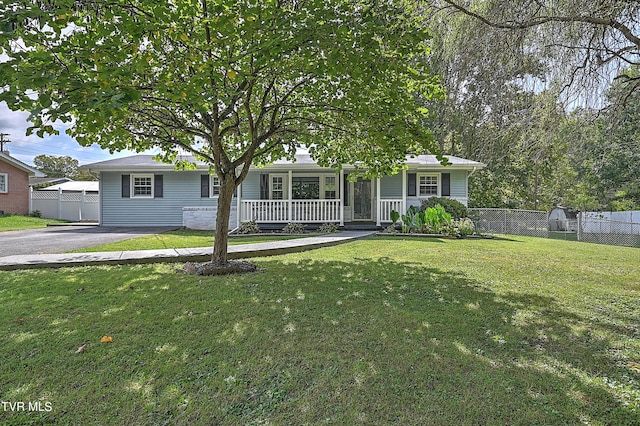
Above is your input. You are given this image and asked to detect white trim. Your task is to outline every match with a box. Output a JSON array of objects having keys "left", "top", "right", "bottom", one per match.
[
  {"left": 376, "top": 177, "right": 381, "bottom": 226},
  {"left": 131, "top": 173, "right": 154, "bottom": 198},
  {"left": 339, "top": 170, "right": 344, "bottom": 226},
  {"left": 351, "top": 178, "right": 373, "bottom": 221},
  {"left": 402, "top": 169, "right": 407, "bottom": 214},
  {"left": 210, "top": 175, "right": 221, "bottom": 198},
  {"left": 0, "top": 173, "right": 7, "bottom": 193},
  {"left": 417, "top": 172, "right": 440, "bottom": 197},
  {"left": 269, "top": 173, "right": 287, "bottom": 200}
]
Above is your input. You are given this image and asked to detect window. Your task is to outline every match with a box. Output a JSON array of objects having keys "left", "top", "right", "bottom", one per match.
[
  {"left": 0, "top": 173, "right": 7, "bottom": 193},
  {"left": 292, "top": 177, "right": 320, "bottom": 199},
  {"left": 211, "top": 176, "right": 220, "bottom": 197},
  {"left": 324, "top": 176, "right": 337, "bottom": 199},
  {"left": 271, "top": 176, "right": 284, "bottom": 200},
  {"left": 418, "top": 174, "right": 439, "bottom": 196},
  {"left": 131, "top": 174, "right": 154, "bottom": 198}
]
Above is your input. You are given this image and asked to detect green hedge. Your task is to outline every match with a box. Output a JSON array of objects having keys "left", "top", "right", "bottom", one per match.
[{"left": 420, "top": 197, "right": 468, "bottom": 219}]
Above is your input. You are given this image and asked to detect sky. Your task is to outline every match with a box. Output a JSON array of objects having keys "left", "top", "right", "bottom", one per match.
[{"left": 0, "top": 101, "right": 157, "bottom": 167}]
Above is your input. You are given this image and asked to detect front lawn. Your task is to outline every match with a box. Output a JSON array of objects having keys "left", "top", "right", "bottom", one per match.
[
  {"left": 0, "top": 214, "right": 67, "bottom": 231},
  {"left": 1, "top": 237, "right": 639, "bottom": 425},
  {"left": 71, "top": 229, "right": 308, "bottom": 252}
]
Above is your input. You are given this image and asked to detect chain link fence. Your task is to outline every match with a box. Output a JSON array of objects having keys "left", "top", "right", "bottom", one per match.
[
  {"left": 578, "top": 213, "right": 640, "bottom": 248},
  {"left": 468, "top": 208, "right": 549, "bottom": 238},
  {"left": 467, "top": 208, "right": 640, "bottom": 248}
]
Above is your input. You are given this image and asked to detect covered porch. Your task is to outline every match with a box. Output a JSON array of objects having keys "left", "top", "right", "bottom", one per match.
[{"left": 236, "top": 170, "right": 410, "bottom": 227}]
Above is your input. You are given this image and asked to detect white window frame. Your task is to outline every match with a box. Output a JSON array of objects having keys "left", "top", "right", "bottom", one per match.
[
  {"left": 131, "top": 174, "right": 154, "bottom": 198},
  {"left": 290, "top": 173, "right": 339, "bottom": 200},
  {"left": 0, "top": 173, "right": 7, "bottom": 193},
  {"left": 324, "top": 175, "right": 338, "bottom": 200},
  {"left": 210, "top": 175, "right": 221, "bottom": 197},
  {"left": 418, "top": 173, "right": 440, "bottom": 197},
  {"left": 270, "top": 174, "right": 286, "bottom": 200}
]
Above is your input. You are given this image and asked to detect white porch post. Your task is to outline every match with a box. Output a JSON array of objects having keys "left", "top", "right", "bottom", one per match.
[
  {"left": 376, "top": 177, "right": 381, "bottom": 226},
  {"left": 402, "top": 169, "right": 407, "bottom": 214},
  {"left": 236, "top": 182, "right": 242, "bottom": 228},
  {"left": 29, "top": 186, "right": 33, "bottom": 213},
  {"left": 287, "top": 170, "right": 293, "bottom": 222},
  {"left": 339, "top": 169, "right": 344, "bottom": 227}
]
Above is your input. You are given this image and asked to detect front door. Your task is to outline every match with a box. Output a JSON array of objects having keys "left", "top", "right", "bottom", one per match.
[{"left": 353, "top": 178, "right": 372, "bottom": 220}]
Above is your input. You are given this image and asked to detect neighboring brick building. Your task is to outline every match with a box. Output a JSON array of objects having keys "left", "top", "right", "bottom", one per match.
[{"left": 0, "top": 152, "right": 44, "bottom": 215}]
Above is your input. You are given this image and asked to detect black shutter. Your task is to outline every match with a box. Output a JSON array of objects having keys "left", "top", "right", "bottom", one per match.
[
  {"left": 441, "top": 173, "right": 451, "bottom": 196},
  {"left": 260, "top": 174, "right": 269, "bottom": 200},
  {"left": 407, "top": 173, "right": 416, "bottom": 196},
  {"left": 121, "top": 175, "right": 130, "bottom": 198},
  {"left": 154, "top": 174, "right": 163, "bottom": 198},
  {"left": 343, "top": 174, "right": 349, "bottom": 206},
  {"left": 201, "top": 174, "right": 209, "bottom": 198}
]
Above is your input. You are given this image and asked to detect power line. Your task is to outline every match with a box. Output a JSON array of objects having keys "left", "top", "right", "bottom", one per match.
[{"left": 0, "top": 133, "right": 10, "bottom": 151}]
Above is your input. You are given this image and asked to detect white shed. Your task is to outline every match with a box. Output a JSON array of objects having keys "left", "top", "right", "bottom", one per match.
[{"left": 549, "top": 207, "right": 578, "bottom": 232}]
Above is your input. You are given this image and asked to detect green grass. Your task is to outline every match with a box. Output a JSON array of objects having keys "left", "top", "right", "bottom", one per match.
[
  {"left": 1, "top": 236, "right": 639, "bottom": 425},
  {"left": 0, "top": 214, "right": 67, "bottom": 231},
  {"left": 71, "top": 229, "right": 307, "bottom": 252}
]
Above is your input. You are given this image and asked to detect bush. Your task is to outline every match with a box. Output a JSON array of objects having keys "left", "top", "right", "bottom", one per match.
[
  {"left": 30, "top": 210, "right": 42, "bottom": 218},
  {"left": 317, "top": 223, "right": 340, "bottom": 234},
  {"left": 282, "top": 222, "right": 307, "bottom": 234},
  {"left": 237, "top": 220, "right": 261, "bottom": 234},
  {"left": 454, "top": 218, "right": 475, "bottom": 236},
  {"left": 420, "top": 197, "right": 468, "bottom": 219}
]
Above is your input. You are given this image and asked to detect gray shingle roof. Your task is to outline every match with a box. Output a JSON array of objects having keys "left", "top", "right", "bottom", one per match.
[{"left": 83, "top": 151, "right": 485, "bottom": 171}]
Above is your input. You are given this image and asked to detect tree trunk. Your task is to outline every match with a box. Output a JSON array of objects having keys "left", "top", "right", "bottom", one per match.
[{"left": 211, "top": 171, "right": 237, "bottom": 265}]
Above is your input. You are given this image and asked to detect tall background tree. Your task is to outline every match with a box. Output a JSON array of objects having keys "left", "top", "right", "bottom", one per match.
[
  {"left": 422, "top": 0, "right": 640, "bottom": 211},
  {"left": 33, "top": 154, "right": 97, "bottom": 180},
  {"left": 0, "top": 0, "right": 442, "bottom": 266}
]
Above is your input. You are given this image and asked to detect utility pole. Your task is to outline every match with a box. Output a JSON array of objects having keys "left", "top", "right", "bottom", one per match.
[{"left": 0, "top": 133, "right": 10, "bottom": 152}]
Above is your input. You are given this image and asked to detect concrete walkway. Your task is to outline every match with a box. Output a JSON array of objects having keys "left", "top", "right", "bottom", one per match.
[{"left": 0, "top": 231, "right": 375, "bottom": 270}]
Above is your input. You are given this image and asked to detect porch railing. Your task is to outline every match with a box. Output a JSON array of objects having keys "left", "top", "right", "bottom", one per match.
[
  {"left": 378, "top": 199, "right": 404, "bottom": 223},
  {"left": 241, "top": 200, "right": 341, "bottom": 223}
]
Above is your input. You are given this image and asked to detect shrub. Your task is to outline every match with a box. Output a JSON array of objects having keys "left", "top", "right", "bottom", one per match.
[
  {"left": 282, "top": 222, "right": 307, "bottom": 234},
  {"left": 454, "top": 218, "right": 475, "bottom": 236},
  {"left": 399, "top": 204, "right": 452, "bottom": 234},
  {"left": 30, "top": 210, "right": 42, "bottom": 218},
  {"left": 237, "top": 220, "right": 261, "bottom": 234},
  {"left": 381, "top": 224, "right": 399, "bottom": 234},
  {"left": 317, "top": 222, "right": 340, "bottom": 234},
  {"left": 420, "top": 197, "right": 468, "bottom": 219}
]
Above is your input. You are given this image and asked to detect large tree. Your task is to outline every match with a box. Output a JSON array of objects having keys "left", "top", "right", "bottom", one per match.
[
  {"left": 33, "top": 154, "right": 97, "bottom": 180},
  {"left": 433, "top": 0, "right": 640, "bottom": 107},
  {"left": 0, "top": 0, "right": 442, "bottom": 266}
]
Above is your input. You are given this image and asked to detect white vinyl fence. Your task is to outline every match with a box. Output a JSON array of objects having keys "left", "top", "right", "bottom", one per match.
[
  {"left": 578, "top": 212, "right": 640, "bottom": 247},
  {"left": 30, "top": 188, "right": 100, "bottom": 222}
]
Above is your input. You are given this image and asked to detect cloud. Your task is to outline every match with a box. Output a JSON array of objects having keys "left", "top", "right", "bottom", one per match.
[{"left": 0, "top": 102, "right": 156, "bottom": 166}]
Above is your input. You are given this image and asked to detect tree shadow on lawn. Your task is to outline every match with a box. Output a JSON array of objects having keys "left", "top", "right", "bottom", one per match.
[
  {"left": 1, "top": 258, "right": 638, "bottom": 425},
  {"left": 255, "top": 257, "right": 639, "bottom": 425}
]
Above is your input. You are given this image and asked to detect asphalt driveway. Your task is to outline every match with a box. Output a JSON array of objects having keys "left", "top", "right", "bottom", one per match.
[{"left": 0, "top": 226, "right": 179, "bottom": 257}]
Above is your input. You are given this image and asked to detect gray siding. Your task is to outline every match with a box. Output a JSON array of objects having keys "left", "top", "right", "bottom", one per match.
[
  {"left": 242, "top": 171, "right": 261, "bottom": 199},
  {"left": 449, "top": 170, "right": 467, "bottom": 199},
  {"left": 406, "top": 170, "right": 469, "bottom": 208},
  {"left": 380, "top": 174, "right": 402, "bottom": 198},
  {"left": 101, "top": 171, "right": 233, "bottom": 227}
]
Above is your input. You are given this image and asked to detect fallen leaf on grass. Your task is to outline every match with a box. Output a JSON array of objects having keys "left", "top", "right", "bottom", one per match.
[
  {"left": 100, "top": 336, "right": 113, "bottom": 343},
  {"left": 76, "top": 343, "right": 88, "bottom": 353}
]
